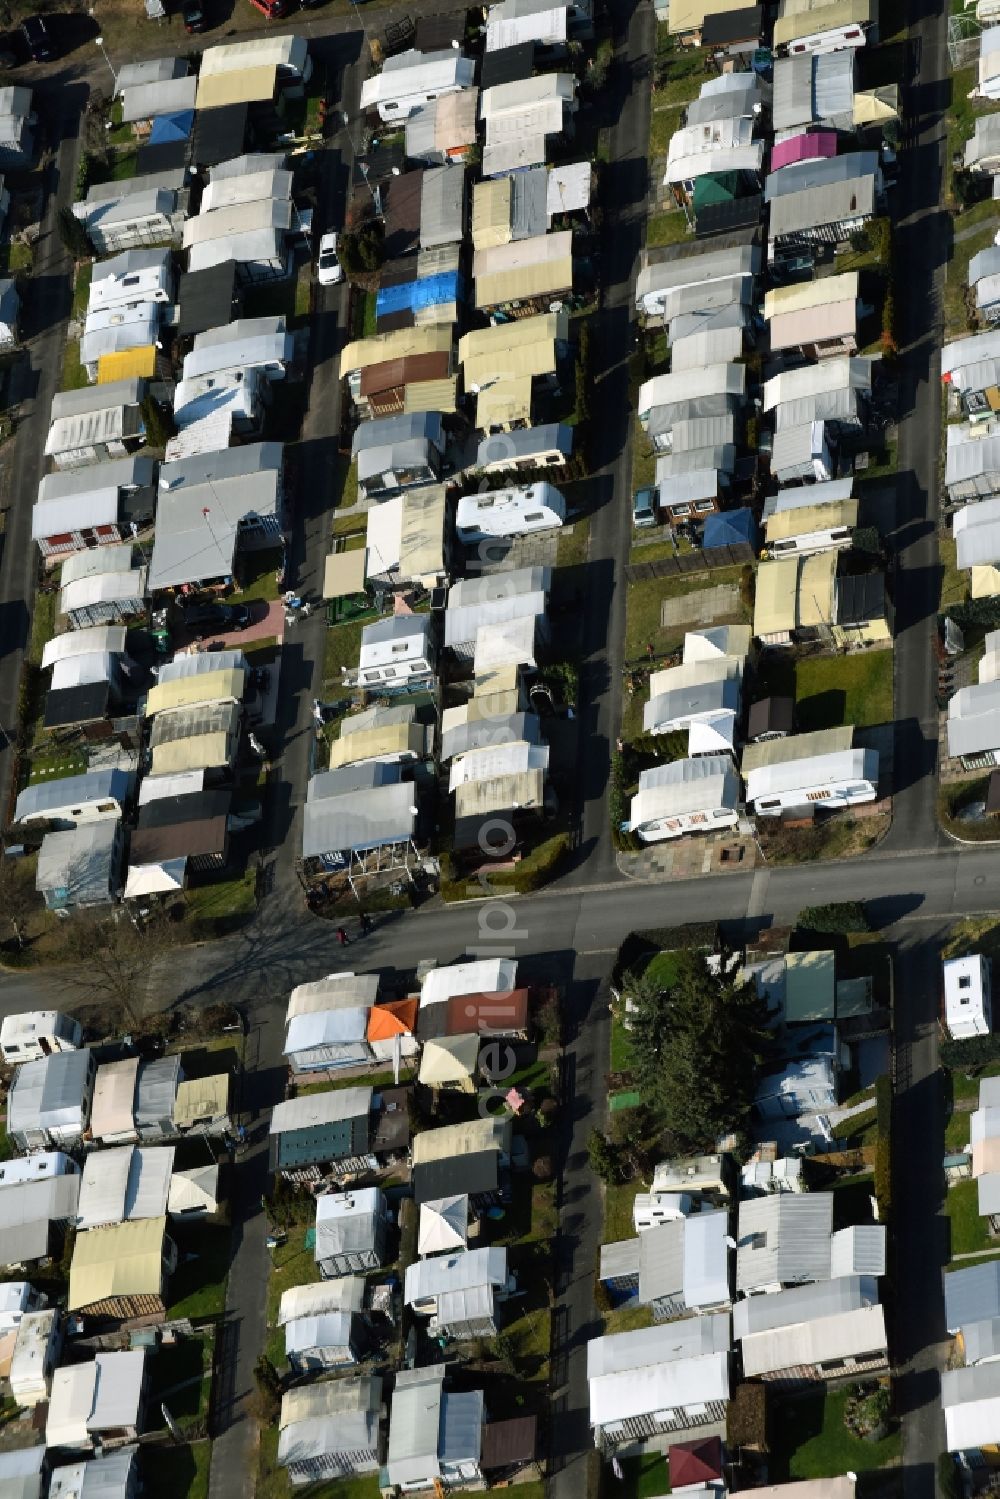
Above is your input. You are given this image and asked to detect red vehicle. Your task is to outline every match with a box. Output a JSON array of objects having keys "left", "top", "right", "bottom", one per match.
[{"left": 248, "top": 0, "right": 290, "bottom": 18}]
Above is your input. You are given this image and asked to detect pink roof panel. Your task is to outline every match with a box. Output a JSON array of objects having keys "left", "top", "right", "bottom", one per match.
[{"left": 770, "top": 131, "right": 838, "bottom": 172}]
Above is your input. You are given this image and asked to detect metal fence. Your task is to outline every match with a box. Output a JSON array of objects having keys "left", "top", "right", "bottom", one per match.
[
  {"left": 948, "top": 12, "right": 981, "bottom": 71},
  {"left": 624, "top": 542, "right": 755, "bottom": 584}
]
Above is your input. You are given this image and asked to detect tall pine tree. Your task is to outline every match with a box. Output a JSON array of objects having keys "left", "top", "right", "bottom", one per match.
[{"left": 626, "top": 948, "right": 773, "bottom": 1152}]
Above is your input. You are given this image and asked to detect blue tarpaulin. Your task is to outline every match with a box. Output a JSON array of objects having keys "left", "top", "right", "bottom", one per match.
[
  {"left": 149, "top": 109, "right": 194, "bottom": 145},
  {"left": 702, "top": 507, "right": 759, "bottom": 550},
  {"left": 376, "top": 270, "right": 462, "bottom": 320}
]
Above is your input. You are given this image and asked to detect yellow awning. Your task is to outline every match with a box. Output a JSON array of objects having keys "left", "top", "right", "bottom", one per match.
[
  {"left": 754, "top": 556, "right": 799, "bottom": 638},
  {"left": 404, "top": 377, "right": 458, "bottom": 415},
  {"left": 476, "top": 376, "right": 534, "bottom": 429},
  {"left": 68, "top": 1216, "right": 166, "bottom": 1311},
  {"left": 340, "top": 325, "right": 453, "bottom": 378},
  {"left": 323, "top": 548, "right": 367, "bottom": 600},
  {"left": 765, "top": 500, "right": 858, "bottom": 541},
  {"left": 798, "top": 551, "right": 837, "bottom": 626},
  {"left": 98, "top": 346, "right": 156, "bottom": 383},
  {"left": 173, "top": 1073, "right": 229, "bottom": 1128},
  {"left": 145, "top": 668, "right": 246, "bottom": 718},
  {"left": 150, "top": 732, "right": 232, "bottom": 774},
  {"left": 327, "top": 721, "right": 424, "bottom": 770},
  {"left": 195, "top": 64, "right": 277, "bottom": 109},
  {"left": 472, "top": 177, "right": 512, "bottom": 250}
]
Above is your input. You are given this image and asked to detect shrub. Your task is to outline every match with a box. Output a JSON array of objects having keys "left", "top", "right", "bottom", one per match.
[
  {"left": 593, "top": 1276, "right": 612, "bottom": 1313},
  {"left": 140, "top": 395, "right": 175, "bottom": 448},
  {"left": 487, "top": 832, "right": 571, "bottom": 893},
  {"left": 739, "top": 563, "right": 755, "bottom": 614},
  {"left": 941, "top": 1033, "right": 1000, "bottom": 1069},
  {"left": 587, "top": 1129, "right": 628, "bottom": 1185},
  {"left": 57, "top": 207, "right": 90, "bottom": 261},
  {"left": 797, "top": 902, "right": 872, "bottom": 934},
  {"left": 727, "top": 1381, "right": 768, "bottom": 1451}
]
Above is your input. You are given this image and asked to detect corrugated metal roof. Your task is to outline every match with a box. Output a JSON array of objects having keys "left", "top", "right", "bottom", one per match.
[
  {"left": 736, "top": 1192, "right": 833, "bottom": 1292},
  {"left": 278, "top": 1277, "right": 365, "bottom": 1325},
  {"left": 829, "top": 1223, "right": 886, "bottom": 1277},
  {"left": 68, "top": 1218, "right": 166, "bottom": 1310},
  {"left": 629, "top": 755, "right": 738, "bottom": 827},
  {"left": 742, "top": 1303, "right": 886, "bottom": 1377},
  {"left": 134, "top": 1055, "right": 182, "bottom": 1128}
]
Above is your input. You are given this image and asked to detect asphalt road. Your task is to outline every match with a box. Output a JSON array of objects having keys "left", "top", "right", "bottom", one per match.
[
  {"left": 0, "top": 83, "right": 86, "bottom": 822},
  {"left": 205, "top": 51, "right": 362, "bottom": 1499}
]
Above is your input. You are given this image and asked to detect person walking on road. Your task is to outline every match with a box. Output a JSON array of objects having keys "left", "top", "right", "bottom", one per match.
[
  {"left": 336, "top": 926, "right": 350, "bottom": 946},
  {"left": 360, "top": 912, "right": 373, "bottom": 937}
]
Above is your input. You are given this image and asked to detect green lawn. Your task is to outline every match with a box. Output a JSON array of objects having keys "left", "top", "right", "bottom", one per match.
[
  {"left": 646, "top": 208, "right": 690, "bottom": 248},
  {"left": 792, "top": 649, "right": 894, "bottom": 731},
  {"left": 71, "top": 261, "right": 93, "bottom": 321},
  {"left": 624, "top": 564, "right": 749, "bottom": 663},
  {"left": 606, "top": 1453, "right": 671, "bottom": 1499},
  {"left": 503, "top": 1291, "right": 552, "bottom": 1383},
  {"left": 557, "top": 513, "right": 591, "bottom": 567},
  {"left": 27, "top": 589, "right": 57, "bottom": 667},
  {"left": 649, "top": 104, "right": 683, "bottom": 157},
  {"left": 264, "top": 1223, "right": 318, "bottom": 1366},
  {"left": 945, "top": 1105, "right": 972, "bottom": 1153},
  {"left": 770, "top": 1386, "right": 900, "bottom": 1480},
  {"left": 233, "top": 547, "right": 284, "bottom": 605},
  {"left": 603, "top": 1181, "right": 637, "bottom": 1243},
  {"left": 61, "top": 337, "right": 88, "bottom": 391},
  {"left": 142, "top": 1443, "right": 211, "bottom": 1499},
  {"left": 945, "top": 1178, "right": 993, "bottom": 1258},
  {"left": 149, "top": 1332, "right": 214, "bottom": 1429},
  {"left": 168, "top": 1224, "right": 232, "bottom": 1320},
  {"left": 184, "top": 873, "right": 257, "bottom": 938},
  {"left": 323, "top": 618, "right": 366, "bottom": 687},
  {"left": 26, "top": 746, "right": 89, "bottom": 784},
  {"left": 610, "top": 1014, "right": 633, "bottom": 1071},
  {"left": 643, "top": 950, "right": 681, "bottom": 988},
  {"left": 939, "top": 535, "right": 967, "bottom": 614},
  {"left": 333, "top": 454, "right": 359, "bottom": 511}
]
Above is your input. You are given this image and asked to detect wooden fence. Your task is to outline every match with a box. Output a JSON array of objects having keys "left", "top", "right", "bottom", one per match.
[{"left": 624, "top": 542, "right": 755, "bottom": 583}]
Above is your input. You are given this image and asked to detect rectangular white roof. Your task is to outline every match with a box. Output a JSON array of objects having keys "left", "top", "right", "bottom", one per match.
[{"left": 421, "top": 958, "right": 518, "bottom": 1007}]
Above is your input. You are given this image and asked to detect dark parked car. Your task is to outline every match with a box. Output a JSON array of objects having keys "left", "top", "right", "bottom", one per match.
[
  {"left": 0, "top": 30, "right": 23, "bottom": 66},
  {"left": 179, "top": 601, "right": 251, "bottom": 639},
  {"left": 182, "top": 0, "right": 206, "bottom": 30},
  {"left": 19, "top": 15, "right": 53, "bottom": 60}
]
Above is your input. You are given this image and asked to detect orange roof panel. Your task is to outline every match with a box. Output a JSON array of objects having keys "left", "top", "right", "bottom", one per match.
[{"left": 367, "top": 997, "right": 418, "bottom": 1042}]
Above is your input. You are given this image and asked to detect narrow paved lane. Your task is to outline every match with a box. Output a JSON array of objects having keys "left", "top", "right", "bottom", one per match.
[
  {"left": 892, "top": 931, "right": 949, "bottom": 1499},
  {"left": 0, "top": 82, "right": 85, "bottom": 820},
  {"left": 883, "top": 0, "right": 949, "bottom": 855}
]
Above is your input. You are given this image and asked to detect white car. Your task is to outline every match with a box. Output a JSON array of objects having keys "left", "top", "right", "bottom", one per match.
[{"left": 317, "top": 231, "right": 343, "bottom": 286}]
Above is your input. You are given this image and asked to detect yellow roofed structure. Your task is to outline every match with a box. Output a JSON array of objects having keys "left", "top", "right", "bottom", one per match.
[
  {"left": 754, "top": 552, "right": 837, "bottom": 641},
  {"left": 68, "top": 1216, "right": 167, "bottom": 1312},
  {"left": 327, "top": 721, "right": 426, "bottom": 770},
  {"left": 798, "top": 551, "right": 838, "bottom": 626},
  {"left": 404, "top": 377, "right": 458, "bottom": 415},
  {"left": 145, "top": 668, "right": 246, "bottom": 718},
  {"left": 418, "top": 1035, "right": 480, "bottom": 1093},
  {"left": 773, "top": 0, "right": 869, "bottom": 45},
  {"left": 764, "top": 500, "right": 859, "bottom": 542},
  {"left": 340, "top": 325, "right": 452, "bottom": 378},
  {"left": 173, "top": 1073, "right": 230, "bottom": 1130},
  {"left": 323, "top": 547, "right": 367, "bottom": 601},
  {"left": 763, "top": 272, "right": 858, "bottom": 321},
  {"left": 458, "top": 312, "right": 565, "bottom": 381},
  {"left": 195, "top": 64, "right": 277, "bottom": 110},
  {"left": 150, "top": 732, "right": 233, "bottom": 775},
  {"left": 474, "top": 233, "right": 574, "bottom": 311},
  {"left": 98, "top": 346, "right": 156, "bottom": 383},
  {"left": 472, "top": 177, "right": 512, "bottom": 250},
  {"left": 476, "top": 377, "right": 534, "bottom": 429},
  {"left": 669, "top": 0, "right": 748, "bottom": 34}
]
